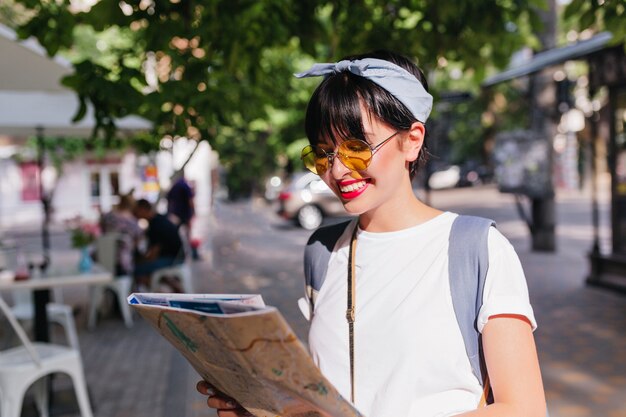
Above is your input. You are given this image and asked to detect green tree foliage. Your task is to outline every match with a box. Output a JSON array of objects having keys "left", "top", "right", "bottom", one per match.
[
  {"left": 563, "top": 0, "right": 626, "bottom": 46},
  {"left": 8, "top": 0, "right": 545, "bottom": 196},
  {"left": 0, "top": 0, "right": 33, "bottom": 27},
  {"left": 306, "top": 1, "right": 542, "bottom": 81}
]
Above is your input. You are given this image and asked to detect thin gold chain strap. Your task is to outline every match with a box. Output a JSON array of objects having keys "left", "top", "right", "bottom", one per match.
[{"left": 347, "top": 225, "right": 358, "bottom": 404}]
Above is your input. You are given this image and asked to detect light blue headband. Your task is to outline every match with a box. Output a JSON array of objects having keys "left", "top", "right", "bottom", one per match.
[{"left": 295, "top": 58, "right": 433, "bottom": 123}]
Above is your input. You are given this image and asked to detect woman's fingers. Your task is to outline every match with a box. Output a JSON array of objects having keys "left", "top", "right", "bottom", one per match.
[
  {"left": 196, "top": 380, "right": 215, "bottom": 396},
  {"left": 208, "top": 396, "right": 253, "bottom": 417},
  {"left": 216, "top": 409, "right": 254, "bottom": 417},
  {"left": 197, "top": 380, "right": 252, "bottom": 416},
  {"left": 207, "top": 395, "right": 239, "bottom": 410}
]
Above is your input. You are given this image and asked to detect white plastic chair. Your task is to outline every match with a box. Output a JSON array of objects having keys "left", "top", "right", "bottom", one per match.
[
  {"left": 0, "top": 295, "right": 93, "bottom": 417},
  {"left": 149, "top": 225, "right": 194, "bottom": 293},
  {"left": 10, "top": 287, "right": 80, "bottom": 351},
  {"left": 88, "top": 233, "right": 134, "bottom": 329}
]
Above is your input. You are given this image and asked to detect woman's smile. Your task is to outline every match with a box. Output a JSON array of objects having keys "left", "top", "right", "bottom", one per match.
[{"left": 337, "top": 178, "right": 369, "bottom": 199}]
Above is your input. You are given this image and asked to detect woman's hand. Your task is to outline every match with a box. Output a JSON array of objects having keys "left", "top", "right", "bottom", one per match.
[{"left": 196, "top": 380, "right": 253, "bottom": 417}]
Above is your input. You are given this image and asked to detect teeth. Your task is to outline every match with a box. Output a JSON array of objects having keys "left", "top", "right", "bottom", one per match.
[{"left": 340, "top": 181, "right": 366, "bottom": 193}]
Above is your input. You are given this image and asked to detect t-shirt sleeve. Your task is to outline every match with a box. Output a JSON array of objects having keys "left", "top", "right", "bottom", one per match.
[{"left": 476, "top": 227, "right": 537, "bottom": 333}]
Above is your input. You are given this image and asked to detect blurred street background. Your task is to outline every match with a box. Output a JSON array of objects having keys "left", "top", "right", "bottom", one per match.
[
  {"left": 2, "top": 182, "right": 625, "bottom": 417},
  {"left": 1, "top": 1, "right": 626, "bottom": 417}
]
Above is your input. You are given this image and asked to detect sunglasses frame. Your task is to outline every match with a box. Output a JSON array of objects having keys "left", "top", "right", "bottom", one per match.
[{"left": 301, "top": 130, "right": 400, "bottom": 175}]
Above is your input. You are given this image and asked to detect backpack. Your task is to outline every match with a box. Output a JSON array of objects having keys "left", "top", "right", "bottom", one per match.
[{"left": 303, "top": 215, "right": 495, "bottom": 403}]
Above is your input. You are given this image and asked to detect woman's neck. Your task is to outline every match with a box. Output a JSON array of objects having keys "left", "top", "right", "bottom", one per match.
[{"left": 358, "top": 193, "right": 442, "bottom": 233}]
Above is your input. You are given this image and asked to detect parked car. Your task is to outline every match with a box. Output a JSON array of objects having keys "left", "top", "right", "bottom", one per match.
[
  {"left": 457, "top": 161, "right": 494, "bottom": 187},
  {"left": 426, "top": 161, "right": 494, "bottom": 190},
  {"left": 427, "top": 164, "right": 461, "bottom": 189},
  {"left": 277, "top": 172, "right": 346, "bottom": 230}
]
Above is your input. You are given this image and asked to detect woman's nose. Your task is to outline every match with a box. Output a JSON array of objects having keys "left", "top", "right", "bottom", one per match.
[{"left": 330, "top": 152, "right": 351, "bottom": 177}]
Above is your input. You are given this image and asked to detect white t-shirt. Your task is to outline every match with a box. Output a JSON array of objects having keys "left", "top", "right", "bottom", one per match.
[{"left": 306, "top": 212, "right": 537, "bottom": 417}]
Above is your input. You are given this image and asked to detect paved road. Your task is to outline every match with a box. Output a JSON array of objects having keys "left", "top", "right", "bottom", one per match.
[{"left": 6, "top": 183, "right": 626, "bottom": 417}]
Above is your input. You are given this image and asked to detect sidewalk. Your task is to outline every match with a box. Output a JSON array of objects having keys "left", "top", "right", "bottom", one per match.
[{"left": 3, "top": 183, "right": 625, "bottom": 417}]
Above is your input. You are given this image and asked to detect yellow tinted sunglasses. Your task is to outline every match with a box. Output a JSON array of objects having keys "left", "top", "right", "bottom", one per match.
[{"left": 301, "top": 131, "right": 400, "bottom": 175}]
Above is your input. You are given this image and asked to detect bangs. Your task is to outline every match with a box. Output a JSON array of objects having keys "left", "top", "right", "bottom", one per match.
[
  {"left": 304, "top": 72, "right": 416, "bottom": 146},
  {"left": 305, "top": 73, "right": 369, "bottom": 146}
]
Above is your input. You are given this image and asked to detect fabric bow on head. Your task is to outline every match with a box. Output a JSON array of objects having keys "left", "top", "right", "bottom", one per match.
[{"left": 295, "top": 58, "right": 433, "bottom": 123}]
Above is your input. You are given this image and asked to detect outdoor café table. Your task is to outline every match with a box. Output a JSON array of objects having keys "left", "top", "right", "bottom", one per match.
[
  {"left": 0, "top": 265, "right": 112, "bottom": 414},
  {"left": 0, "top": 265, "right": 113, "bottom": 342}
]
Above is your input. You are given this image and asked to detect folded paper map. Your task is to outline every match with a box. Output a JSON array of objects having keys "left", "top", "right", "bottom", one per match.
[{"left": 128, "top": 293, "right": 361, "bottom": 417}]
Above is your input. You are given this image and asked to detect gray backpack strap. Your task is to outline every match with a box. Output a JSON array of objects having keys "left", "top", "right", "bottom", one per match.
[
  {"left": 303, "top": 220, "right": 352, "bottom": 311},
  {"left": 448, "top": 215, "right": 495, "bottom": 389}
]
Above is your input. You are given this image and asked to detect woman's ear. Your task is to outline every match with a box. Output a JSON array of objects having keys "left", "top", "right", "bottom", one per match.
[{"left": 403, "top": 122, "right": 425, "bottom": 162}]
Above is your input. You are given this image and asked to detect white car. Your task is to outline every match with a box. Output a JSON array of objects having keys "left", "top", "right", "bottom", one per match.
[
  {"left": 428, "top": 165, "right": 461, "bottom": 190},
  {"left": 277, "top": 172, "right": 347, "bottom": 230}
]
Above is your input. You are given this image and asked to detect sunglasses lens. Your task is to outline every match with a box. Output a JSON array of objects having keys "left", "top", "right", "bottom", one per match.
[
  {"left": 301, "top": 145, "right": 328, "bottom": 175},
  {"left": 339, "top": 140, "right": 372, "bottom": 171}
]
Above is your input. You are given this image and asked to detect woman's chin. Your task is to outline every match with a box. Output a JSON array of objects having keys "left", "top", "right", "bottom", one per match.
[{"left": 341, "top": 200, "right": 368, "bottom": 216}]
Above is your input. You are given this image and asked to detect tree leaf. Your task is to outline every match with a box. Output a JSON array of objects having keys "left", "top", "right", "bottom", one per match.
[{"left": 72, "top": 95, "right": 88, "bottom": 123}]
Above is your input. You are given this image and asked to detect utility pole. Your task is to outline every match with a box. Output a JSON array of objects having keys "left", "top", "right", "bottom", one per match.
[
  {"left": 37, "top": 126, "right": 51, "bottom": 269},
  {"left": 527, "top": 0, "right": 558, "bottom": 251}
]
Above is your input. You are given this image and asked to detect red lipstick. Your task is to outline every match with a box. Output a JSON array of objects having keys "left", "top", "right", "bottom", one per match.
[{"left": 337, "top": 179, "right": 368, "bottom": 200}]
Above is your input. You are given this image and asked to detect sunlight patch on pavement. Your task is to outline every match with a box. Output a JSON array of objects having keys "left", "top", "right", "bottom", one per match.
[
  {"left": 241, "top": 273, "right": 272, "bottom": 290},
  {"left": 543, "top": 361, "right": 620, "bottom": 417}
]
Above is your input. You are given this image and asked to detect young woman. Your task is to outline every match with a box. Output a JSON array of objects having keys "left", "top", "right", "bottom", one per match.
[{"left": 197, "top": 50, "right": 546, "bottom": 417}]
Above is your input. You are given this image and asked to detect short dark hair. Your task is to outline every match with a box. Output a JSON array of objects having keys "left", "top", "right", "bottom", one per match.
[
  {"left": 135, "top": 198, "right": 153, "bottom": 212},
  {"left": 304, "top": 50, "right": 429, "bottom": 179}
]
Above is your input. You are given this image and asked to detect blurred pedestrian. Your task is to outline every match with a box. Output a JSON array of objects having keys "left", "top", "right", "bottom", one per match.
[
  {"left": 133, "top": 198, "right": 183, "bottom": 292},
  {"left": 166, "top": 172, "right": 195, "bottom": 230},
  {"left": 198, "top": 50, "right": 546, "bottom": 417},
  {"left": 99, "top": 192, "right": 142, "bottom": 276}
]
